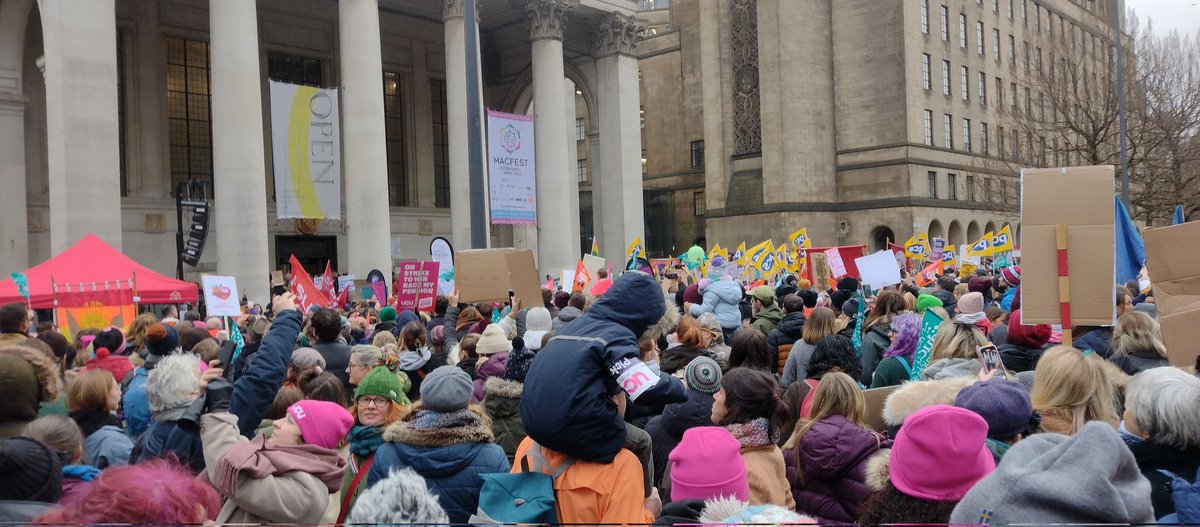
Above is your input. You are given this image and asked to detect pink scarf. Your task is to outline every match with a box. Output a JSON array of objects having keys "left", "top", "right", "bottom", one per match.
[{"left": 209, "top": 435, "right": 346, "bottom": 497}]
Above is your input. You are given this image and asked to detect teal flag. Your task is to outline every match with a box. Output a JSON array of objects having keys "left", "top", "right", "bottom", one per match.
[
  {"left": 850, "top": 291, "right": 865, "bottom": 355},
  {"left": 227, "top": 317, "right": 246, "bottom": 363},
  {"left": 910, "top": 309, "right": 945, "bottom": 380},
  {"left": 10, "top": 273, "right": 28, "bottom": 300}
]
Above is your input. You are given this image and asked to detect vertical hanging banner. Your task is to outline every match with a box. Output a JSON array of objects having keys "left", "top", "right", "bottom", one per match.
[
  {"left": 55, "top": 285, "right": 137, "bottom": 340},
  {"left": 270, "top": 81, "right": 342, "bottom": 220},
  {"left": 486, "top": 109, "right": 537, "bottom": 225}
]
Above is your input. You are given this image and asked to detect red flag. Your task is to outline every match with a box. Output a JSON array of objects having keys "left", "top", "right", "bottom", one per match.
[
  {"left": 334, "top": 287, "right": 348, "bottom": 309},
  {"left": 320, "top": 261, "right": 338, "bottom": 302},
  {"left": 915, "top": 259, "right": 944, "bottom": 287},
  {"left": 290, "top": 255, "right": 330, "bottom": 312},
  {"left": 572, "top": 260, "right": 591, "bottom": 293}
]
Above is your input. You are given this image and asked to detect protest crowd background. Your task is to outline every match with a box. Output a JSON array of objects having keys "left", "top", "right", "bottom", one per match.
[{"left": 1, "top": 207, "right": 1199, "bottom": 526}]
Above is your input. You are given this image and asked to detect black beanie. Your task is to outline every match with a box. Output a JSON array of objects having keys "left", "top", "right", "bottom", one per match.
[{"left": 0, "top": 437, "right": 63, "bottom": 503}]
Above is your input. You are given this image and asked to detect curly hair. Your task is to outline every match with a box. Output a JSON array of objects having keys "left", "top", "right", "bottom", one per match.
[
  {"left": 857, "top": 479, "right": 957, "bottom": 525},
  {"left": 808, "top": 334, "right": 862, "bottom": 381}
]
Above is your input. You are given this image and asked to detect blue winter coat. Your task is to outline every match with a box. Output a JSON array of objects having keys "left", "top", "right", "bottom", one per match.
[
  {"left": 84, "top": 424, "right": 134, "bottom": 469},
  {"left": 367, "top": 411, "right": 510, "bottom": 524},
  {"left": 522, "top": 272, "right": 687, "bottom": 463},
  {"left": 134, "top": 309, "right": 302, "bottom": 472},
  {"left": 122, "top": 369, "right": 152, "bottom": 439},
  {"left": 999, "top": 287, "right": 1017, "bottom": 311},
  {"left": 689, "top": 279, "right": 744, "bottom": 329}
]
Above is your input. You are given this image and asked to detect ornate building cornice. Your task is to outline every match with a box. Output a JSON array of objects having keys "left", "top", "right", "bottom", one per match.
[
  {"left": 593, "top": 12, "right": 645, "bottom": 58},
  {"left": 524, "top": 0, "right": 578, "bottom": 42}
]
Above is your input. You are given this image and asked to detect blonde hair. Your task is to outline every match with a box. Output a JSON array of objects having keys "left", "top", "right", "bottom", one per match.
[
  {"left": 372, "top": 331, "right": 397, "bottom": 348},
  {"left": 802, "top": 308, "right": 838, "bottom": 345},
  {"left": 68, "top": 369, "right": 117, "bottom": 412},
  {"left": 953, "top": 283, "right": 969, "bottom": 299},
  {"left": 126, "top": 313, "right": 160, "bottom": 352},
  {"left": 902, "top": 292, "right": 917, "bottom": 312},
  {"left": 929, "top": 321, "right": 988, "bottom": 361},
  {"left": 784, "top": 372, "right": 866, "bottom": 484},
  {"left": 1111, "top": 312, "right": 1167, "bottom": 360},
  {"left": 1030, "top": 346, "right": 1118, "bottom": 435}
]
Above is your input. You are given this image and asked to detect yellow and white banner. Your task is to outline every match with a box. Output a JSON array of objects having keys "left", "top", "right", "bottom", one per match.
[{"left": 270, "top": 80, "right": 341, "bottom": 219}]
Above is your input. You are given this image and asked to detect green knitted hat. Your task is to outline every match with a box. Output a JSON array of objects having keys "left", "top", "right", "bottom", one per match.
[
  {"left": 354, "top": 365, "right": 404, "bottom": 403},
  {"left": 916, "top": 294, "right": 943, "bottom": 314},
  {"left": 379, "top": 306, "right": 398, "bottom": 322}
]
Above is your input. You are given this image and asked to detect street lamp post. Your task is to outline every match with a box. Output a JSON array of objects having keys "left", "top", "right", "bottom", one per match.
[{"left": 1115, "top": 0, "right": 1129, "bottom": 205}]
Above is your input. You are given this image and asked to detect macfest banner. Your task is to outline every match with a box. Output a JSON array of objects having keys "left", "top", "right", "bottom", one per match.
[
  {"left": 486, "top": 109, "right": 537, "bottom": 225},
  {"left": 270, "top": 80, "right": 342, "bottom": 220}
]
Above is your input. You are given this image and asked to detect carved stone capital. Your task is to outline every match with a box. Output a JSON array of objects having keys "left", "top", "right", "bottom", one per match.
[
  {"left": 593, "top": 12, "right": 645, "bottom": 57},
  {"left": 443, "top": 0, "right": 463, "bottom": 21},
  {"left": 523, "top": 0, "right": 578, "bottom": 41}
]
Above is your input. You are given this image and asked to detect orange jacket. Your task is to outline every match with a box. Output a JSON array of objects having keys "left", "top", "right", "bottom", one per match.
[{"left": 512, "top": 437, "right": 654, "bottom": 526}]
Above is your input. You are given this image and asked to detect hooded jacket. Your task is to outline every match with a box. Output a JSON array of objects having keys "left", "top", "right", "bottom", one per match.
[
  {"left": 0, "top": 345, "right": 62, "bottom": 439},
  {"left": 522, "top": 273, "right": 686, "bottom": 463},
  {"left": 786, "top": 415, "right": 890, "bottom": 523},
  {"left": 1128, "top": 439, "right": 1200, "bottom": 518},
  {"left": 750, "top": 304, "right": 784, "bottom": 336},
  {"left": 858, "top": 323, "right": 892, "bottom": 386},
  {"left": 512, "top": 437, "right": 655, "bottom": 525},
  {"left": 482, "top": 377, "right": 526, "bottom": 461},
  {"left": 552, "top": 306, "right": 584, "bottom": 332},
  {"left": 881, "top": 376, "right": 975, "bottom": 436},
  {"left": 121, "top": 368, "right": 153, "bottom": 439},
  {"left": 367, "top": 406, "right": 509, "bottom": 523},
  {"left": 689, "top": 279, "right": 744, "bottom": 330},
  {"left": 997, "top": 342, "right": 1051, "bottom": 373},
  {"left": 646, "top": 389, "right": 715, "bottom": 494},
  {"left": 398, "top": 348, "right": 435, "bottom": 399},
  {"left": 768, "top": 312, "right": 806, "bottom": 373},
  {"left": 658, "top": 345, "right": 713, "bottom": 376},
  {"left": 472, "top": 352, "right": 509, "bottom": 403},
  {"left": 1072, "top": 328, "right": 1114, "bottom": 359},
  {"left": 1111, "top": 350, "right": 1170, "bottom": 376}
]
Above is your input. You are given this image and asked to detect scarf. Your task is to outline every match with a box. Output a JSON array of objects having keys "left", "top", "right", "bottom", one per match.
[
  {"left": 955, "top": 312, "right": 988, "bottom": 325},
  {"left": 724, "top": 418, "right": 777, "bottom": 449},
  {"left": 409, "top": 408, "right": 483, "bottom": 431},
  {"left": 347, "top": 424, "right": 385, "bottom": 457},
  {"left": 69, "top": 409, "right": 123, "bottom": 437},
  {"left": 211, "top": 434, "right": 346, "bottom": 497},
  {"left": 63, "top": 464, "right": 101, "bottom": 482}
]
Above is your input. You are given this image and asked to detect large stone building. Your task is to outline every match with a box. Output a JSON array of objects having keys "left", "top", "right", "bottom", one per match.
[
  {"left": 635, "top": 0, "right": 1122, "bottom": 256},
  {"left": 0, "top": 0, "right": 647, "bottom": 302}
]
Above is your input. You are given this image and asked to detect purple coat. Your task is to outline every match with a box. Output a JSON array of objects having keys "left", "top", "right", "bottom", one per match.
[
  {"left": 786, "top": 415, "right": 890, "bottom": 524},
  {"left": 59, "top": 476, "right": 92, "bottom": 506},
  {"left": 473, "top": 352, "right": 509, "bottom": 402}
]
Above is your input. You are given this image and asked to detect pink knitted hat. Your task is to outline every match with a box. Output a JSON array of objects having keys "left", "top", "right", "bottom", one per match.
[
  {"left": 669, "top": 427, "right": 750, "bottom": 502},
  {"left": 890, "top": 404, "right": 995, "bottom": 501},
  {"left": 287, "top": 400, "right": 353, "bottom": 450}
]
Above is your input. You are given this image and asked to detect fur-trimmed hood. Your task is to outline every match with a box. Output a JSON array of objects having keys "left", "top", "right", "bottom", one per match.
[
  {"left": 864, "top": 449, "right": 892, "bottom": 492},
  {"left": 699, "top": 496, "right": 816, "bottom": 525},
  {"left": 0, "top": 344, "right": 62, "bottom": 403},
  {"left": 882, "top": 376, "right": 974, "bottom": 428},
  {"left": 642, "top": 301, "right": 680, "bottom": 343},
  {"left": 483, "top": 376, "right": 523, "bottom": 399},
  {"left": 382, "top": 405, "right": 494, "bottom": 447}
]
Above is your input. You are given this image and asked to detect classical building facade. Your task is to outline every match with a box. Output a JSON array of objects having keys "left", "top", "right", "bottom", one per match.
[
  {"left": 636, "top": 0, "right": 1121, "bottom": 255},
  {"left": 0, "top": 0, "right": 646, "bottom": 303}
]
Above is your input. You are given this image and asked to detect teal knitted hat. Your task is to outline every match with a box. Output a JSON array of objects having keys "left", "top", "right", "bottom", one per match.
[
  {"left": 379, "top": 306, "right": 398, "bottom": 322},
  {"left": 354, "top": 365, "right": 404, "bottom": 403}
]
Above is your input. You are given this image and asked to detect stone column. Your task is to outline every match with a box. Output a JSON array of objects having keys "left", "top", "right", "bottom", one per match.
[
  {"left": 210, "top": 0, "right": 270, "bottom": 303},
  {"left": 443, "top": 0, "right": 483, "bottom": 249},
  {"left": 39, "top": 0, "right": 123, "bottom": 252},
  {"left": 525, "top": 0, "right": 577, "bottom": 275},
  {"left": 594, "top": 13, "right": 645, "bottom": 268},
  {"left": 339, "top": 0, "right": 392, "bottom": 279},
  {"left": 131, "top": 0, "right": 169, "bottom": 198},
  {"left": 563, "top": 78, "right": 581, "bottom": 258},
  {"left": 0, "top": 0, "right": 31, "bottom": 275}
]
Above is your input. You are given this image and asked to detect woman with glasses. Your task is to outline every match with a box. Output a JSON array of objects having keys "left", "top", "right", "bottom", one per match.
[
  {"left": 337, "top": 364, "right": 408, "bottom": 523},
  {"left": 347, "top": 344, "right": 411, "bottom": 403}
]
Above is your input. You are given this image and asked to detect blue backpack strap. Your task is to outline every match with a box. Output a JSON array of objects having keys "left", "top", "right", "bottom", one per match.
[{"left": 897, "top": 356, "right": 913, "bottom": 378}]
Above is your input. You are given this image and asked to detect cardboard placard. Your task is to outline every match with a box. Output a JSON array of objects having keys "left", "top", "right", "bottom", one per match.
[
  {"left": 862, "top": 385, "right": 900, "bottom": 433},
  {"left": 855, "top": 250, "right": 903, "bottom": 290},
  {"left": 1143, "top": 222, "right": 1200, "bottom": 366},
  {"left": 201, "top": 275, "right": 241, "bottom": 317},
  {"left": 1020, "top": 166, "right": 1115, "bottom": 326},
  {"left": 455, "top": 248, "right": 542, "bottom": 305},
  {"left": 809, "top": 252, "right": 831, "bottom": 286}
]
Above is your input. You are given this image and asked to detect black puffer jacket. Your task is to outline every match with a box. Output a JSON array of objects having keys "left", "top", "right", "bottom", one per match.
[
  {"left": 858, "top": 324, "right": 892, "bottom": 386},
  {"left": 522, "top": 273, "right": 687, "bottom": 463},
  {"left": 646, "top": 388, "right": 716, "bottom": 493},
  {"left": 767, "top": 311, "right": 806, "bottom": 374},
  {"left": 997, "top": 342, "right": 1051, "bottom": 373}
]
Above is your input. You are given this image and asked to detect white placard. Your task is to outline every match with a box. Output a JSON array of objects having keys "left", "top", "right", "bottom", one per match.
[
  {"left": 486, "top": 109, "right": 536, "bottom": 225},
  {"left": 855, "top": 250, "right": 903, "bottom": 291},
  {"left": 561, "top": 270, "right": 575, "bottom": 290},
  {"left": 269, "top": 81, "right": 342, "bottom": 220},
  {"left": 825, "top": 248, "right": 848, "bottom": 279},
  {"left": 201, "top": 275, "right": 241, "bottom": 317}
]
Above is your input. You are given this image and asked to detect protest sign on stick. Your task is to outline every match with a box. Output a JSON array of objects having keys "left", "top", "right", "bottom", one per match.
[{"left": 395, "top": 262, "right": 439, "bottom": 312}]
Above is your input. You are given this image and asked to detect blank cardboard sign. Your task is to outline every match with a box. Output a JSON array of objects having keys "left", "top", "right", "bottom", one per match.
[
  {"left": 1143, "top": 222, "right": 1200, "bottom": 366},
  {"left": 456, "top": 248, "right": 543, "bottom": 305},
  {"left": 1020, "top": 166, "right": 1115, "bottom": 326},
  {"left": 505, "top": 249, "right": 543, "bottom": 309}
]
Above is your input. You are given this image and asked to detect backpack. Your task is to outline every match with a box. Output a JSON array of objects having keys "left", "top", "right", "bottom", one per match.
[{"left": 471, "top": 442, "right": 574, "bottom": 525}]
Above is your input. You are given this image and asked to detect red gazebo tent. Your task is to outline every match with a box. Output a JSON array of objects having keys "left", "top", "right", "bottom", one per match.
[{"left": 0, "top": 234, "right": 198, "bottom": 308}]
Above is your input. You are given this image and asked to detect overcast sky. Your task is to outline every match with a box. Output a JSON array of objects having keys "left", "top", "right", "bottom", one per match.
[{"left": 1127, "top": 0, "right": 1200, "bottom": 38}]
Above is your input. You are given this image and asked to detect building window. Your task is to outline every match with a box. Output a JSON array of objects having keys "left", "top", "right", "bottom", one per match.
[
  {"left": 976, "top": 21, "right": 984, "bottom": 55},
  {"left": 577, "top": 159, "right": 588, "bottom": 182},
  {"left": 962, "top": 118, "right": 971, "bottom": 151},
  {"left": 993, "top": 0, "right": 999, "bottom": 12},
  {"left": 923, "top": 109, "right": 934, "bottom": 145},
  {"left": 944, "top": 114, "right": 953, "bottom": 149},
  {"left": 267, "top": 53, "right": 323, "bottom": 85},
  {"left": 978, "top": 71, "right": 987, "bottom": 104},
  {"left": 966, "top": 174, "right": 976, "bottom": 200},
  {"left": 576, "top": 118, "right": 585, "bottom": 141},
  {"left": 958, "top": 13, "right": 967, "bottom": 48},
  {"left": 980, "top": 122, "right": 990, "bottom": 153},
  {"left": 693, "top": 191, "right": 705, "bottom": 216},
  {"left": 928, "top": 171, "right": 939, "bottom": 198},
  {"left": 921, "top": 54, "right": 931, "bottom": 90},
  {"left": 1008, "top": 0, "right": 1013, "bottom": 19},
  {"left": 1035, "top": 46, "right": 1043, "bottom": 74},
  {"left": 1002, "top": 180, "right": 1010, "bottom": 203},
  {"left": 690, "top": 140, "right": 704, "bottom": 167},
  {"left": 1021, "top": 0, "right": 1027, "bottom": 24},
  {"left": 942, "top": 60, "right": 951, "bottom": 95},
  {"left": 921, "top": 0, "right": 929, "bottom": 34},
  {"left": 1010, "top": 81, "right": 1017, "bottom": 110},
  {"left": 1023, "top": 40, "right": 1030, "bottom": 73},
  {"left": 995, "top": 77, "right": 1003, "bottom": 109},
  {"left": 1024, "top": 86, "right": 1032, "bottom": 115},
  {"left": 992, "top": 29, "right": 1001, "bottom": 61},
  {"left": 166, "top": 37, "right": 213, "bottom": 194},
  {"left": 431, "top": 79, "right": 450, "bottom": 208},
  {"left": 940, "top": 5, "right": 949, "bottom": 41},
  {"left": 1008, "top": 34, "right": 1015, "bottom": 62},
  {"left": 961, "top": 66, "right": 969, "bottom": 101},
  {"left": 998, "top": 125, "right": 1006, "bottom": 157},
  {"left": 382, "top": 72, "right": 407, "bottom": 207},
  {"left": 985, "top": 178, "right": 993, "bottom": 201},
  {"left": 1034, "top": 4, "right": 1041, "bottom": 31},
  {"left": 948, "top": 173, "right": 958, "bottom": 199}
]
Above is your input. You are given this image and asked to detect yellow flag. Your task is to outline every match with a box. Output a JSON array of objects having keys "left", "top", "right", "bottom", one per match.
[
  {"left": 789, "top": 228, "right": 812, "bottom": 249},
  {"left": 756, "top": 242, "right": 781, "bottom": 275},
  {"left": 747, "top": 240, "right": 774, "bottom": 269},
  {"left": 992, "top": 225, "right": 1014, "bottom": 253},
  {"left": 941, "top": 246, "right": 958, "bottom": 267},
  {"left": 966, "top": 232, "right": 993, "bottom": 259},
  {"left": 732, "top": 242, "right": 748, "bottom": 266},
  {"left": 904, "top": 234, "right": 931, "bottom": 259},
  {"left": 626, "top": 237, "right": 644, "bottom": 260}
]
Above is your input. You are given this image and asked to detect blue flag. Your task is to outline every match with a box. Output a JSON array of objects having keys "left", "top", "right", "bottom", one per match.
[
  {"left": 1115, "top": 197, "right": 1146, "bottom": 284},
  {"left": 10, "top": 273, "right": 28, "bottom": 300},
  {"left": 227, "top": 316, "right": 246, "bottom": 363},
  {"left": 1173, "top": 204, "right": 1185, "bottom": 225},
  {"left": 910, "top": 310, "right": 945, "bottom": 380},
  {"left": 850, "top": 291, "right": 865, "bottom": 356}
]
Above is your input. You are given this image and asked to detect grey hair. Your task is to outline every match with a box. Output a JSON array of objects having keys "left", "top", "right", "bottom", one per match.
[
  {"left": 347, "top": 467, "right": 448, "bottom": 526},
  {"left": 1126, "top": 367, "right": 1200, "bottom": 449},
  {"left": 145, "top": 353, "right": 201, "bottom": 413},
  {"left": 351, "top": 344, "right": 383, "bottom": 367}
]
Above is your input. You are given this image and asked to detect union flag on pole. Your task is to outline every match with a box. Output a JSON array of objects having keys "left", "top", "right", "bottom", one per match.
[{"left": 290, "top": 255, "right": 330, "bottom": 312}]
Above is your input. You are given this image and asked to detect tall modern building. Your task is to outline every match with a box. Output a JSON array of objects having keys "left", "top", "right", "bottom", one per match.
[{"left": 635, "top": 0, "right": 1122, "bottom": 256}]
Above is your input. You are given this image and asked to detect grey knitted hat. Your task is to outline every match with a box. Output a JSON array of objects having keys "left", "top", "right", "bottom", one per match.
[
  {"left": 420, "top": 366, "right": 474, "bottom": 412},
  {"left": 685, "top": 356, "right": 722, "bottom": 395}
]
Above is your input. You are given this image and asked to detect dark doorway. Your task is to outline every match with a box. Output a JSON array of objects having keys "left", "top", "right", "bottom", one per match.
[
  {"left": 869, "top": 226, "right": 896, "bottom": 253},
  {"left": 276, "top": 235, "right": 338, "bottom": 275}
]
